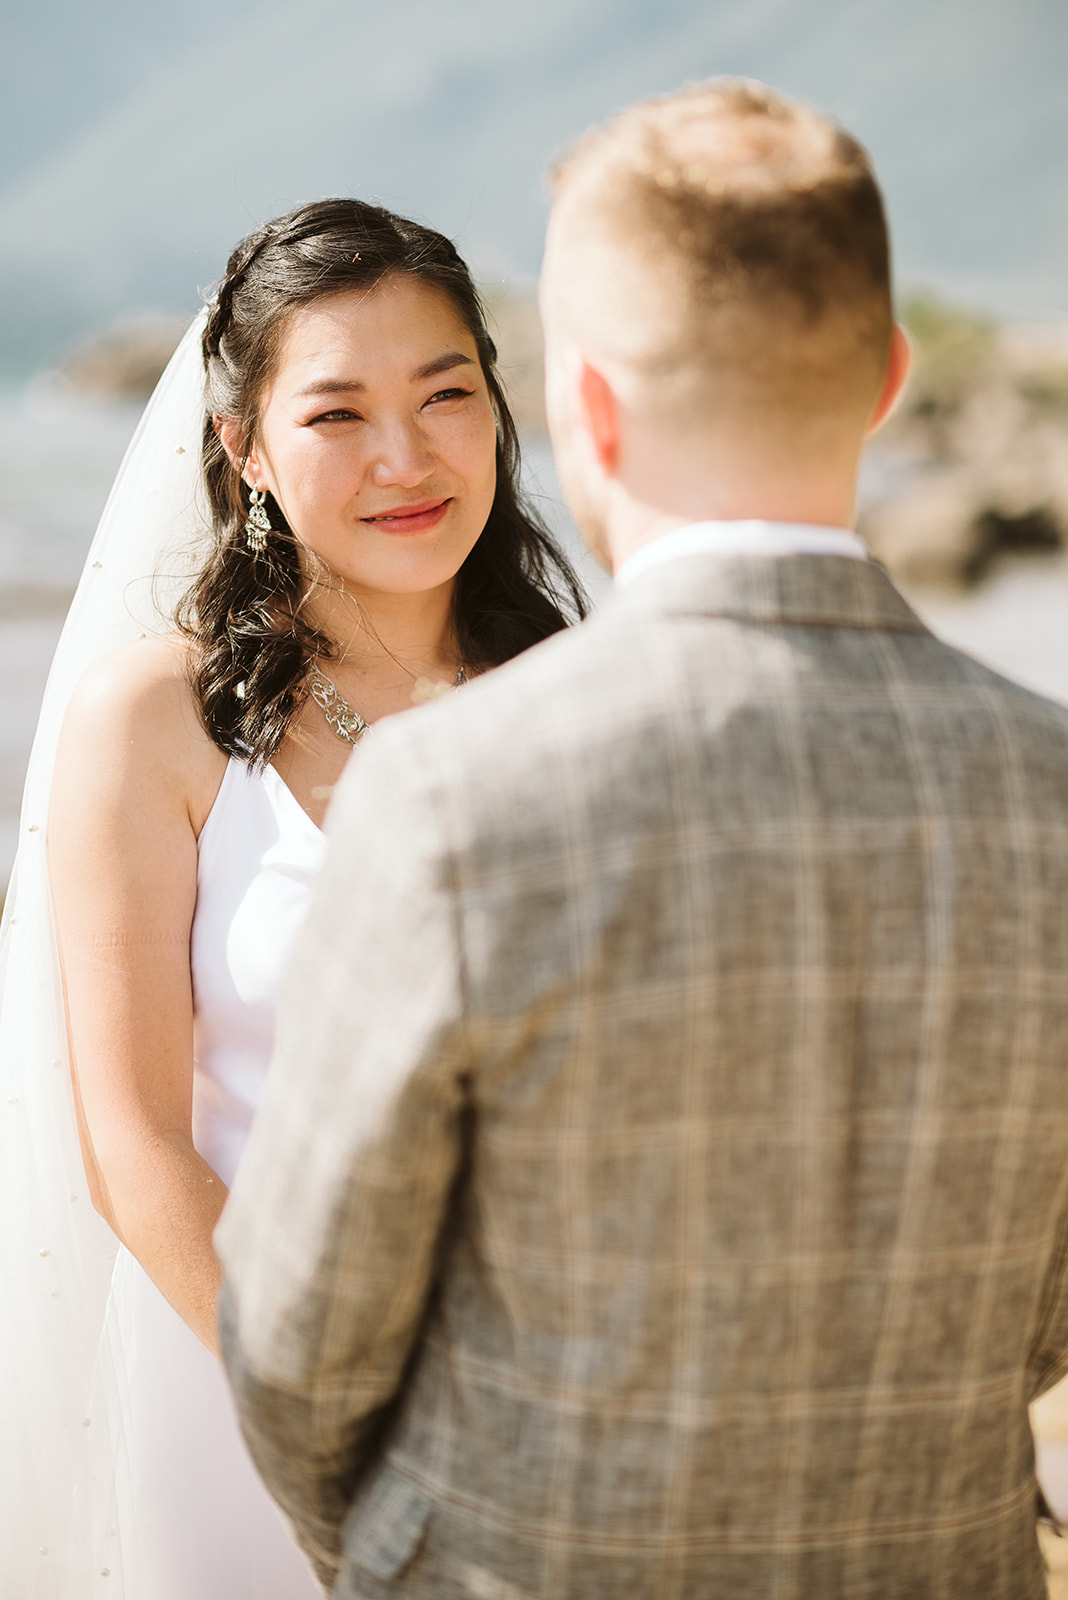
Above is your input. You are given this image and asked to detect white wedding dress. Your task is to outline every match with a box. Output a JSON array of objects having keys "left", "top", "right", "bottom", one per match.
[
  {"left": 100, "top": 759, "right": 325, "bottom": 1598},
  {"left": 0, "top": 318, "right": 324, "bottom": 1597}
]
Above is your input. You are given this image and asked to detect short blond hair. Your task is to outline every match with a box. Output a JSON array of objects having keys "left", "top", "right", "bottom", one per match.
[{"left": 544, "top": 80, "right": 893, "bottom": 426}]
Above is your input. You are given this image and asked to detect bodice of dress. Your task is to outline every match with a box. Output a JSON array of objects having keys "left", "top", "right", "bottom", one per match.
[{"left": 190, "top": 758, "right": 325, "bottom": 1187}]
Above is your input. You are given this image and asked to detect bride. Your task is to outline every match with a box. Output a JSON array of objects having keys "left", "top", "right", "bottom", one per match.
[{"left": 0, "top": 197, "right": 584, "bottom": 1597}]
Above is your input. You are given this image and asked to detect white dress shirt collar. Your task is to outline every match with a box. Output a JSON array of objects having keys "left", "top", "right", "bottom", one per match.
[{"left": 613, "top": 520, "right": 869, "bottom": 588}]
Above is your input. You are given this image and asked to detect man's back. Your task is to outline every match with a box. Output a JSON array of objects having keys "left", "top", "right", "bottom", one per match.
[{"left": 226, "top": 551, "right": 1068, "bottom": 1599}]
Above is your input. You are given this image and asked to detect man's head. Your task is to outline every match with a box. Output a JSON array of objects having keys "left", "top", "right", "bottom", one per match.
[{"left": 540, "top": 79, "right": 908, "bottom": 565}]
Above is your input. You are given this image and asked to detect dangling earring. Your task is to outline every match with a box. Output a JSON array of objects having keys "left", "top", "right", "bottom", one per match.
[{"left": 244, "top": 487, "right": 272, "bottom": 553}]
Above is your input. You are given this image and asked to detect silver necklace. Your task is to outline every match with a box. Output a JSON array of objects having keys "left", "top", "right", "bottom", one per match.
[{"left": 307, "top": 661, "right": 468, "bottom": 747}]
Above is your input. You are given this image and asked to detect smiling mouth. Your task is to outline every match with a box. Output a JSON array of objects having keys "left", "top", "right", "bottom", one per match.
[{"left": 362, "top": 498, "right": 451, "bottom": 533}]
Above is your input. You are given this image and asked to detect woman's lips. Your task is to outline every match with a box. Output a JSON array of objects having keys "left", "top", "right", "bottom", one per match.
[{"left": 361, "top": 498, "right": 450, "bottom": 535}]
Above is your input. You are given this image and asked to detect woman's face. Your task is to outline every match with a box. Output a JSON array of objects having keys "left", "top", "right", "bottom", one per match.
[{"left": 243, "top": 275, "right": 498, "bottom": 599}]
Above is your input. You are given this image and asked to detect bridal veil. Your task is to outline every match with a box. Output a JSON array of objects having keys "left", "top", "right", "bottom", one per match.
[{"left": 0, "top": 314, "right": 210, "bottom": 1597}]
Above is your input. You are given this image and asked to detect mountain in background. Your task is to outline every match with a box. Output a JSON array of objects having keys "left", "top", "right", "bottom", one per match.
[{"left": 1, "top": 0, "right": 1065, "bottom": 373}]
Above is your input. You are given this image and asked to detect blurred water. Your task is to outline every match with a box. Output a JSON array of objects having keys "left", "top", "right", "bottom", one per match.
[
  {"left": 0, "top": 386, "right": 143, "bottom": 591},
  {"left": 1, "top": 393, "right": 1067, "bottom": 891},
  {"left": 0, "top": 387, "right": 143, "bottom": 882},
  {"left": 903, "top": 558, "right": 1068, "bottom": 705}
]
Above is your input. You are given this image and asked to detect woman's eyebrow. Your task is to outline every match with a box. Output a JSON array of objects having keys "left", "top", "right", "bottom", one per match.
[
  {"left": 411, "top": 351, "right": 477, "bottom": 381},
  {"left": 296, "top": 351, "right": 475, "bottom": 399},
  {"left": 296, "top": 378, "right": 365, "bottom": 397}
]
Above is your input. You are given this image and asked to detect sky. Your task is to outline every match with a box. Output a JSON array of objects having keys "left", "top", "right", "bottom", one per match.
[{"left": 1, "top": 0, "right": 1065, "bottom": 371}]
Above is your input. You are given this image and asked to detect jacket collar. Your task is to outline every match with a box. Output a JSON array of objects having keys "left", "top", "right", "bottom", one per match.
[{"left": 601, "top": 552, "right": 929, "bottom": 636}]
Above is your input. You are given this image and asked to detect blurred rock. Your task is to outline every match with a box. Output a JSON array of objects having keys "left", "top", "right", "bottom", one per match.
[
  {"left": 484, "top": 287, "right": 547, "bottom": 434},
  {"left": 55, "top": 312, "right": 189, "bottom": 400},
  {"left": 861, "top": 298, "right": 1068, "bottom": 587}
]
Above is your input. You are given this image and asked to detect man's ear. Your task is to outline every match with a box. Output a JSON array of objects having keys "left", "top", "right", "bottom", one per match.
[
  {"left": 866, "top": 322, "right": 911, "bottom": 436},
  {"left": 214, "top": 414, "right": 262, "bottom": 485},
  {"left": 577, "top": 359, "right": 621, "bottom": 475}
]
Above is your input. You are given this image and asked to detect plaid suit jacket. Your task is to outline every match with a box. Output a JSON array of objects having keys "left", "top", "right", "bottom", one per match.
[{"left": 218, "top": 553, "right": 1068, "bottom": 1600}]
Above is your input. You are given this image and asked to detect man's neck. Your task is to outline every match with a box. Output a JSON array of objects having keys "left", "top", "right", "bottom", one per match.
[
  {"left": 603, "top": 482, "right": 858, "bottom": 575},
  {"left": 596, "top": 409, "right": 866, "bottom": 573}
]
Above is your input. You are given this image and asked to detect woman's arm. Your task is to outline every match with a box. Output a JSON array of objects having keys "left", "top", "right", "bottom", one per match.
[{"left": 49, "top": 636, "right": 229, "bottom": 1353}]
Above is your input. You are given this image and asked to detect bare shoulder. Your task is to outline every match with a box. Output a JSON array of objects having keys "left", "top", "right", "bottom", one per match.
[
  {"left": 68, "top": 631, "right": 195, "bottom": 721},
  {"left": 57, "top": 632, "right": 226, "bottom": 829}
]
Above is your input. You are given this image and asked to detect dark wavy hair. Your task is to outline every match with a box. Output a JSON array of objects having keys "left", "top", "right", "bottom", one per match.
[{"left": 177, "top": 198, "right": 587, "bottom": 764}]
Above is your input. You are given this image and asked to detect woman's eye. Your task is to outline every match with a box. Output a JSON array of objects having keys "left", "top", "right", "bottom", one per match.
[
  {"left": 426, "top": 387, "right": 474, "bottom": 406},
  {"left": 309, "top": 408, "right": 361, "bottom": 424}
]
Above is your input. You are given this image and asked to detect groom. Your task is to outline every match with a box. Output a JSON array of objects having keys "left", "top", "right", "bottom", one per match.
[{"left": 218, "top": 81, "right": 1068, "bottom": 1598}]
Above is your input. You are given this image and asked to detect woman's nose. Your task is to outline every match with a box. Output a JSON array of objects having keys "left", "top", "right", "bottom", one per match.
[{"left": 369, "top": 419, "right": 435, "bottom": 488}]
